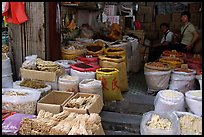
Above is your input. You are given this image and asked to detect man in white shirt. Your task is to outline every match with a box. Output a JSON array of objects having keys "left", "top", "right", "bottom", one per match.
[{"left": 148, "top": 23, "right": 174, "bottom": 62}]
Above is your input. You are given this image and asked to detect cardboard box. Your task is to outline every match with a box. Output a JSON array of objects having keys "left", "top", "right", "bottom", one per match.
[
  {"left": 144, "top": 14, "right": 153, "bottom": 22},
  {"left": 172, "top": 12, "right": 181, "bottom": 22},
  {"left": 20, "top": 68, "right": 65, "bottom": 82},
  {"left": 136, "top": 14, "right": 145, "bottom": 22},
  {"left": 155, "top": 14, "right": 172, "bottom": 30},
  {"left": 125, "top": 30, "right": 145, "bottom": 44},
  {"left": 189, "top": 3, "right": 201, "bottom": 13},
  {"left": 63, "top": 92, "right": 104, "bottom": 114},
  {"left": 191, "top": 13, "right": 201, "bottom": 28},
  {"left": 142, "top": 22, "right": 156, "bottom": 31},
  {"left": 145, "top": 31, "right": 159, "bottom": 41},
  {"left": 138, "top": 5, "right": 154, "bottom": 15},
  {"left": 170, "top": 21, "right": 181, "bottom": 33},
  {"left": 37, "top": 91, "right": 75, "bottom": 114}
]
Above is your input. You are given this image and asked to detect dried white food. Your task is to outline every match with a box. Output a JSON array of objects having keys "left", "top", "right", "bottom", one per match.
[
  {"left": 190, "top": 91, "right": 202, "bottom": 97},
  {"left": 179, "top": 115, "right": 202, "bottom": 135},
  {"left": 162, "top": 90, "right": 180, "bottom": 98},
  {"left": 146, "top": 114, "right": 172, "bottom": 130}
]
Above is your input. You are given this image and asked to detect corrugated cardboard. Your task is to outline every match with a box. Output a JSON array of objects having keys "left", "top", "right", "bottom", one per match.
[
  {"left": 94, "top": 124, "right": 105, "bottom": 135},
  {"left": 191, "top": 13, "right": 201, "bottom": 28},
  {"left": 170, "top": 21, "right": 181, "bottom": 33},
  {"left": 144, "top": 14, "right": 153, "bottom": 23},
  {"left": 37, "top": 91, "right": 75, "bottom": 114},
  {"left": 20, "top": 68, "right": 65, "bottom": 82},
  {"left": 155, "top": 14, "right": 172, "bottom": 30},
  {"left": 63, "top": 92, "right": 104, "bottom": 114},
  {"left": 171, "top": 12, "right": 181, "bottom": 22}
]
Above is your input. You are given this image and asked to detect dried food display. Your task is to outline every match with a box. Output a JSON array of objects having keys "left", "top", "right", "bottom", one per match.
[
  {"left": 19, "top": 110, "right": 104, "bottom": 135},
  {"left": 146, "top": 114, "right": 172, "bottom": 130},
  {"left": 19, "top": 79, "right": 47, "bottom": 89},
  {"left": 179, "top": 114, "right": 202, "bottom": 135},
  {"left": 145, "top": 62, "right": 170, "bottom": 71},
  {"left": 162, "top": 50, "right": 185, "bottom": 58}
]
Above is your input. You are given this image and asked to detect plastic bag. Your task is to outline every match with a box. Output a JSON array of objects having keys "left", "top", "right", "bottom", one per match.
[
  {"left": 13, "top": 80, "right": 52, "bottom": 98},
  {"left": 70, "top": 68, "right": 96, "bottom": 82},
  {"left": 144, "top": 70, "right": 171, "bottom": 92},
  {"left": 173, "top": 111, "right": 202, "bottom": 135},
  {"left": 2, "top": 113, "right": 36, "bottom": 135},
  {"left": 154, "top": 90, "right": 185, "bottom": 113},
  {"left": 58, "top": 75, "right": 79, "bottom": 92},
  {"left": 2, "top": 88, "right": 41, "bottom": 114},
  {"left": 140, "top": 111, "right": 180, "bottom": 135},
  {"left": 22, "top": 55, "right": 38, "bottom": 70},
  {"left": 79, "top": 79, "right": 103, "bottom": 100},
  {"left": 169, "top": 73, "right": 196, "bottom": 94},
  {"left": 185, "top": 90, "right": 202, "bottom": 116}
]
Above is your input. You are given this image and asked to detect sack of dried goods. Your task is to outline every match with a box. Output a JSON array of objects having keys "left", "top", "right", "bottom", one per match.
[
  {"left": 86, "top": 41, "right": 105, "bottom": 57},
  {"left": 79, "top": 79, "right": 103, "bottom": 100},
  {"left": 173, "top": 111, "right": 202, "bottom": 135},
  {"left": 70, "top": 63, "right": 100, "bottom": 82},
  {"left": 99, "top": 55, "right": 128, "bottom": 92},
  {"left": 144, "top": 62, "right": 171, "bottom": 93},
  {"left": 169, "top": 67, "right": 196, "bottom": 94},
  {"left": 96, "top": 68, "right": 123, "bottom": 101},
  {"left": 55, "top": 60, "right": 76, "bottom": 75},
  {"left": 185, "top": 90, "right": 202, "bottom": 116},
  {"left": 13, "top": 79, "right": 51, "bottom": 98},
  {"left": 162, "top": 50, "right": 186, "bottom": 59},
  {"left": 77, "top": 55, "right": 99, "bottom": 65},
  {"left": 2, "top": 88, "right": 41, "bottom": 114},
  {"left": 159, "top": 56, "right": 184, "bottom": 69},
  {"left": 58, "top": 75, "right": 79, "bottom": 92},
  {"left": 195, "top": 74, "right": 202, "bottom": 90},
  {"left": 140, "top": 111, "right": 180, "bottom": 135},
  {"left": 154, "top": 90, "right": 185, "bottom": 113}
]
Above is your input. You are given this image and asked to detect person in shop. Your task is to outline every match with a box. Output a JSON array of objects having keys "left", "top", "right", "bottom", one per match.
[
  {"left": 148, "top": 22, "right": 174, "bottom": 62},
  {"left": 173, "top": 11, "right": 199, "bottom": 53}
]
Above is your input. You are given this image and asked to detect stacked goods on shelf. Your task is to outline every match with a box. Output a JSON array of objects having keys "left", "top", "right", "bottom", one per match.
[
  {"left": 98, "top": 54, "right": 128, "bottom": 92},
  {"left": 185, "top": 90, "right": 202, "bottom": 116},
  {"left": 2, "top": 53, "right": 13, "bottom": 88},
  {"left": 2, "top": 88, "right": 41, "bottom": 114},
  {"left": 154, "top": 90, "right": 185, "bottom": 112},
  {"left": 19, "top": 110, "right": 105, "bottom": 135},
  {"left": 79, "top": 79, "right": 103, "bottom": 100},
  {"left": 140, "top": 111, "right": 180, "bottom": 135},
  {"left": 159, "top": 56, "right": 184, "bottom": 69},
  {"left": 144, "top": 62, "right": 171, "bottom": 93},
  {"left": 85, "top": 41, "right": 105, "bottom": 57},
  {"left": 96, "top": 68, "right": 123, "bottom": 101},
  {"left": 169, "top": 66, "right": 196, "bottom": 94},
  {"left": 70, "top": 63, "right": 100, "bottom": 82},
  {"left": 55, "top": 60, "right": 76, "bottom": 75},
  {"left": 13, "top": 79, "right": 51, "bottom": 98},
  {"left": 58, "top": 75, "right": 79, "bottom": 92}
]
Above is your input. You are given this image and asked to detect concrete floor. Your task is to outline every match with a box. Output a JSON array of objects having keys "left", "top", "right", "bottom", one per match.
[{"left": 100, "top": 69, "right": 156, "bottom": 135}]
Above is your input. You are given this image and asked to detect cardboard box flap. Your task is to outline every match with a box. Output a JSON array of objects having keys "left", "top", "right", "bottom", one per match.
[
  {"left": 37, "top": 91, "right": 75, "bottom": 114},
  {"left": 94, "top": 124, "right": 105, "bottom": 135},
  {"left": 20, "top": 68, "right": 65, "bottom": 82}
]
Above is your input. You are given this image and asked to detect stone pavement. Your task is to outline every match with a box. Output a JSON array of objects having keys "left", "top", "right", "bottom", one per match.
[{"left": 100, "top": 70, "right": 156, "bottom": 135}]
